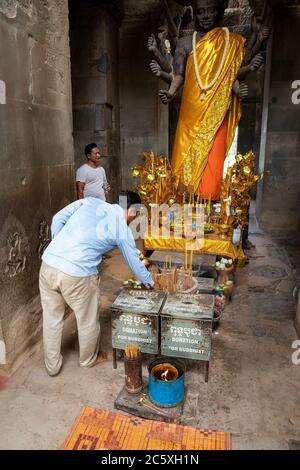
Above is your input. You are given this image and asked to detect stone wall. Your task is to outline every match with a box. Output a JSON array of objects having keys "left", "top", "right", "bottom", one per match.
[
  {"left": 119, "top": 7, "right": 169, "bottom": 190},
  {"left": 256, "top": 5, "right": 300, "bottom": 232},
  {"left": 69, "top": 1, "right": 121, "bottom": 201},
  {"left": 0, "top": 0, "right": 74, "bottom": 372}
]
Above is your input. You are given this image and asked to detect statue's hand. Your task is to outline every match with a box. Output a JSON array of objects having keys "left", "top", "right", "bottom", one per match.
[
  {"left": 258, "top": 25, "right": 270, "bottom": 42},
  {"left": 158, "top": 29, "right": 168, "bottom": 43},
  {"left": 250, "top": 53, "right": 264, "bottom": 71},
  {"left": 148, "top": 34, "right": 158, "bottom": 53},
  {"left": 158, "top": 89, "right": 174, "bottom": 104},
  {"left": 182, "top": 6, "right": 193, "bottom": 24},
  {"left": 233, "top": 80, "right": 248, "bottom": 100},
  {"left": 251, "top": 15, "right": 258, "bottom": 32},
  {"left": 238, "top": 83, "right": 249, "bottom": 100},
  {"left": 150, "top": 60, "right": 161, "bottom": 77}
]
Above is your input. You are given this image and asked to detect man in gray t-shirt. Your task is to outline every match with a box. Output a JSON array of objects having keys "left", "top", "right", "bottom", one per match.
[{"left": 76, "top": 143, "right": 110, "bottom": 201}]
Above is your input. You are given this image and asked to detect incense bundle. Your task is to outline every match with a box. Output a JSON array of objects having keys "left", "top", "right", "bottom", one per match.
[{"left": 125, "top": 344, "right": 141, "bottom": 358}]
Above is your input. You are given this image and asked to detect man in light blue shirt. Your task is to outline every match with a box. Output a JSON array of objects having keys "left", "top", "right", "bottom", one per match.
[{"left": 39, "top": 191, "right": 154, "bottom": 376}]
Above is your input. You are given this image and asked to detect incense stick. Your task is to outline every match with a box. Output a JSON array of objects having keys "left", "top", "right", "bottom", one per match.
[{"left": 189, "top": 249, "right": 194, "bottom": 277}]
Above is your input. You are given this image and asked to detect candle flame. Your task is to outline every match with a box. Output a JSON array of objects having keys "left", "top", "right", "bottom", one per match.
[{"left": 161, "top": 370, "right": 170, "bottom": 381}]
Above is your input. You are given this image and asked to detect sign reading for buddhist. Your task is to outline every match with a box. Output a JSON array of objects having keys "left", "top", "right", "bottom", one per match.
[
  {"left": 160, "top": 293, "right": 214, "bottom": 361},
  {"left": 111, "top": 290, "right": 166, "bottom": 354}
]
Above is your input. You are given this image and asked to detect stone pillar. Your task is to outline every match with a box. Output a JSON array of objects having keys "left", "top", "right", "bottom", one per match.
[
  {"left": 0, "top": 0, "right": 74, "bottom": 372},
  {"left": 69, "top": 1, "right": 121, "bottom": 201},
  {"left": 119, "top": 14, "right": 169, "bottom": 190},
  {"left": 256, "top": 4, "right": 300, "bottom": 233}
]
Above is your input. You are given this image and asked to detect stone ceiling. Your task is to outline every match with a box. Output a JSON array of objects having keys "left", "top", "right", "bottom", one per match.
[{"left": 68, "top": 0, "right": 300, "bottom": 23}]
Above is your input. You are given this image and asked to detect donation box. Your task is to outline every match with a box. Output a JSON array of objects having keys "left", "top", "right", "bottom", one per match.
[
  {"left": 160, "top": 293, "right": 214, "bottom": 361},
  {"left": 111, "top": 290, "right": 166, "bottom": 354}
]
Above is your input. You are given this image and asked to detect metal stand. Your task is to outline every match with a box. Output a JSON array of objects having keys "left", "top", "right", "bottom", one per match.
[
  {"left": 205, "top": 361, "right": 210, "bottom": 383},
  {"left": 113, "top": 348, "right": 117, "bottom": 369}
]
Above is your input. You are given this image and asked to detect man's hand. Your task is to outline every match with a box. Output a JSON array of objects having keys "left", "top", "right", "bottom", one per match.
[
  {"left": 159, "top": 89, "right": 174, "bottom": 104},
  {"left": 105, "top": 183, "right": 111, "bottom": 193}
]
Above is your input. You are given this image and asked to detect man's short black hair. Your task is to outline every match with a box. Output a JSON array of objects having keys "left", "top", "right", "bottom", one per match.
[
  {"left": 115, "top": 191, "right": 141, "bottom": 208},
  {"left": 84, "top": 143, "right": 98, "bottom": 157}
]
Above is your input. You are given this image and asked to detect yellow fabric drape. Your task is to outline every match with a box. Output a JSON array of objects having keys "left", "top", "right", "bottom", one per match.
[
  {"left": 171, "top": 28, "right": 245, "bottom": 192},
  {"left": 144, "top": 233, "right": 246, "bottom": 261}
]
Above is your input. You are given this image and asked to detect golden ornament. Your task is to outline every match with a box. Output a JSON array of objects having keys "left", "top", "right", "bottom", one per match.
[
  {"left": 147, "top": 174, "right": 155, "bottom": 182},
  {"left": 132, "top": 168, "right": 140, "bottom": 177}
]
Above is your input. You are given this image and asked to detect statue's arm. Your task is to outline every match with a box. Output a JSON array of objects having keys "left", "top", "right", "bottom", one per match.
[
  {"left": 238, "top": 53, "right": 264, "bottom": 80},
  {"left": 158, "top": 43, "right": 187, "bottom": 104},
  {"left": 150, "top": 60, "right": 173, "bottom": 84},
  {"left": 162, "top": 0, "right": 179, "bottom": 51},
  {"left": 148, "top": 34, "right": 172, "bottom": 74},
  {"left": 159, "top": 70, "right": 174, "bottom": 85},
  {"left": 149, "top": 60, "right": 173, "bottom": 84}
]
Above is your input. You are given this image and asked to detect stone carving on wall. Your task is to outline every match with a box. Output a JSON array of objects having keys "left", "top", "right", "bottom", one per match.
[
  {"left": 38, "top": 221, "right": 51, "bottom": 259},
  {"left": 5, "top": 232, "right": 27, "bottom": 278}
]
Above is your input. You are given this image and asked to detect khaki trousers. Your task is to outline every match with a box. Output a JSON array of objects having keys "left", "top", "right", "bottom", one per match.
[{"left": 39, "top": 262, "right": 100, "bottom": 376}]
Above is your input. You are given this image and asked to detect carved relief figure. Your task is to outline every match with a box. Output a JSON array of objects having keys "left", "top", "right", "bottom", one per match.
[
  {"left": 5, "top": 232, "right": 27, "bottom": 277},
  {"left": 38, "top": 221, "right": 51, "bottom": 259}
]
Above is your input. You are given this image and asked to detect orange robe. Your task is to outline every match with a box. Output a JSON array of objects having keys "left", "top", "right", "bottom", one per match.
[{"left": 198, "top": 113, "right": 229, "bottom": 200}]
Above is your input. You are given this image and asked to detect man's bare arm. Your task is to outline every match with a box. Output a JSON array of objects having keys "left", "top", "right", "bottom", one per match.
[{"left": 76, "top": 181, "right": 85, "bottom": 199}]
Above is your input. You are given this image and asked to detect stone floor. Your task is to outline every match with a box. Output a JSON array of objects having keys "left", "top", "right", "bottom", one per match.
[{"left": 0, "top": 225, "right": 300, "bottom": 450}]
